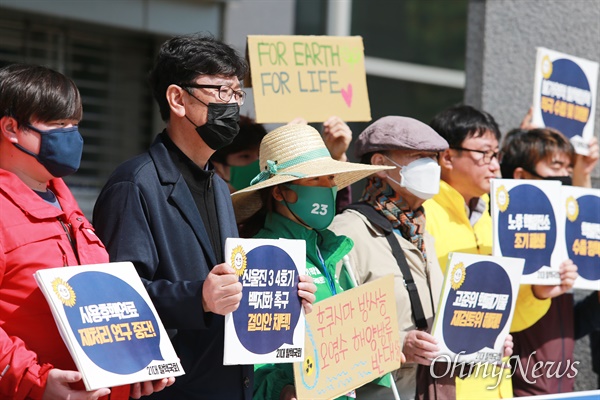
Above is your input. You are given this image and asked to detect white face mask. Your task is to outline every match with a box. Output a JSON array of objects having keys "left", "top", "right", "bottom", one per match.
[{"left": 384, "top": 155, "right": 441, "bottom": 200}]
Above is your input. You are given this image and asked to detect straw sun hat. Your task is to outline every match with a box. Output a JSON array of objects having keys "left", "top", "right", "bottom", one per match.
[{"left": 231, "top": 123, "right": 393, "bottom": 223}]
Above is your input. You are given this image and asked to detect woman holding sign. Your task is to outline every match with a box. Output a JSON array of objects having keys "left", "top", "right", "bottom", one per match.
[
  {"left": 211, "top": 114, "right": 355, "bottom": 214},
  {"left": 232, "top": 124, "right": 396, "bottom": 400}
]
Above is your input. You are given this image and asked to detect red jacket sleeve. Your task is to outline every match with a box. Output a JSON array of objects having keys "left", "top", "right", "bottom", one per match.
[
  {"left": 0, "top": 328, "right": 52, "bottom": 400},
  {"left": 0, "top": 329, "right": 131, "bottom": 400}
]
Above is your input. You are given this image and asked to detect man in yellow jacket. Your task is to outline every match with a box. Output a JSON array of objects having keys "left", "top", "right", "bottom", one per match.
[{"left": 424, "top": 105, "right": 574, "bottom": 399}]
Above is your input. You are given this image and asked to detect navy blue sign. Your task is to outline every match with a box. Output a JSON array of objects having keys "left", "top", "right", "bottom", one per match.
[
  {"left": 566, "top": 194, "right": 600, "bottom": 281},
  {"left": 498, "top": 184, "right": 556, "bottom": 275},
  {"left": 540, "top": 58, "right": 591, "bottom": 139},
  {"left": 64, "top": 272, "right": 163, "bottom": 374},
  {"left": 442, "top": 261, "right": 512, "bottom": 355},
  {"left": 234, "top": 245, "right": 301, "bottom": 354}
]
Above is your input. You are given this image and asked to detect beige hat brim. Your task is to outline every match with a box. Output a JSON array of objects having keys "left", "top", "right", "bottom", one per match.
[{"left": 231, "top": 157, "right": 392, "bottom": 223}]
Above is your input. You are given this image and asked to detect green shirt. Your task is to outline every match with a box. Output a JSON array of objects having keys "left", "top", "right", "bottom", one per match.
[{"left": 252, "top": 212, "right": 354, "bottom": 400}]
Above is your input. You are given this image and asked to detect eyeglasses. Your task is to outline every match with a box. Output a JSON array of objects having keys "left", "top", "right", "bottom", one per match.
[
  {"left": 183, "top": 84, "right": 246, "bottom": 105},
  {"left": 452, "top": 146, "right": 499, "bottom": 164}
]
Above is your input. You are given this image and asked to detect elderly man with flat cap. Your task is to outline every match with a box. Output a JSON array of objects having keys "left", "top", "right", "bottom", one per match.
[{"left": 329, "top": 116, "right": 449, "bottom": 399}]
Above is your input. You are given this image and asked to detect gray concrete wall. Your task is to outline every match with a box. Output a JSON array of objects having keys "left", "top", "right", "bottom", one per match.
[
  {"left": 222, "top": 0, "right": 296, "bottom": 123},
  {"left": 465, "top": 0, "right": 600, "bottom": 188},
  {"left": 0, "top": 0, "right": 221, "bottom": 36}
]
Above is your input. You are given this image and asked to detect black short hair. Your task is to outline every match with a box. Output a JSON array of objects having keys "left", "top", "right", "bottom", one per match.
[
  {"left": 429, "top": 104, "right": 501, "bottom": 148},
  {"left": 0, "top": 63, "right": 82, "bottom": 126},
  {"left": 500, "top": 127, "right": 574, "bottom": 179},
  {"left": 149, "top": 33, "right": 248, "bottom": 121}
]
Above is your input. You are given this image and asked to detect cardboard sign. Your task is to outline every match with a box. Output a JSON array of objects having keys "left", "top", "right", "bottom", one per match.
[
  {"left": 246, "top": 35, "right": 371, "bottom": 123},
  {"left": 531, "top": 47, "right": 599, "bottom": 155},
  {"left": 34, "top": 262, "right": 184, "bottom": 390},
  {"left": 491, "top": 179, "right": 565, "bottom": 285},
  {"left": 432, "top": 252, "right": 523, "bottom": 364},
  {"left": 293, "top": 275, "right": 401, "bottom": 400},
  {"left": 224, "top": 238, "right": 307, "bottom": 365},
  {"left": 562, "top": 186, "right": 600, "bottom": 290}
]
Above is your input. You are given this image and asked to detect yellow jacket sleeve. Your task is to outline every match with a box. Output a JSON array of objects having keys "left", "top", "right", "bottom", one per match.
[{"left": 509, "top": 285, "right": 551, "bottom": 333}]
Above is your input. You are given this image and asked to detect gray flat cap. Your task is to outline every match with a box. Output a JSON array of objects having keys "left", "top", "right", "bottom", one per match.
[{"left": 355, "top": 116, "right": 449, "bottom": 158}]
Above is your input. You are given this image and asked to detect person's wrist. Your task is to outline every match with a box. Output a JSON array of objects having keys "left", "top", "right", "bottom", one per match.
[
  {"left": 532, "top": 285, "right": 548, "bottom": 300},
  {"left": 279, "top": 384, "right": 296, "bottom": 400},
  {"left": 201, "top": 295, "right": 209, "bottom": 312}
]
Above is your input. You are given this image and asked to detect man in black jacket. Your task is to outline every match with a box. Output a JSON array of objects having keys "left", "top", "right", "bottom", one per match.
[{"left": 93, "top": 33, "right": 315, "bottom": 400}]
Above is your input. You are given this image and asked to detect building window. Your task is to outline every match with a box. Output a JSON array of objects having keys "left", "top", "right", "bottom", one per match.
[{"left": 0, "top": 9, "right": 154, "bottom": 216}]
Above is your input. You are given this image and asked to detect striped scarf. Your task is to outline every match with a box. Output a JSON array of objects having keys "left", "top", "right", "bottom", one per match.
[{"left": 360, "top": 176, "right": 427, "bottom": 261}]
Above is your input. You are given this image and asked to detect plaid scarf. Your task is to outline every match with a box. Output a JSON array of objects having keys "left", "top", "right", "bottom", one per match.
[{"left": 360, "top": 176, "right": 427, "bottom": 261}]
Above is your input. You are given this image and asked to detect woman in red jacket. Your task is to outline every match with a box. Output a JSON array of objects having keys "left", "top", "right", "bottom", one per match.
[{"left": 0, "top": 63, "right": 173, "bottom": 400}]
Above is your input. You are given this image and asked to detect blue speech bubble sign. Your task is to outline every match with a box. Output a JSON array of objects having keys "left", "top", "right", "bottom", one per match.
[
  {"left": 234, "top": 245, "right": 301, "bottom": 354},
  {"left": 539, "top": 58, "right": 591, "bottom": 139},
  {"left": 566, "top": 194, "right": 600, "bottom": 281},
  {"left": 498, "top": 184, "right": 556, "bottom": 275},
  {"left": 442, "top": 261, "right": 513, "bottom": 355},
  {"left": 64, "top": 271, "right": 163, "bottom": 374}
]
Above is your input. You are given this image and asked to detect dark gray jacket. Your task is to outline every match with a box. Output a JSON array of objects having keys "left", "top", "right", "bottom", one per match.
[{"left": 94, "top": 133, "right": 252, "bottom": 400}]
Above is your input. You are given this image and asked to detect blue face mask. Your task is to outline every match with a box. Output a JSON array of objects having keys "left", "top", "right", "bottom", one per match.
[
  {"left": 13, "top": 125, "right": 84, "bottom": 177},
  {"left": 280, "top": 184, "right": 338, "bottom": 231}
]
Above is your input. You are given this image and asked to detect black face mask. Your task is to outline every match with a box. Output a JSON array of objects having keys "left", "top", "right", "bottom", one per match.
[
  {"left": 525, "top": 168, "right": 572, "bottom": 186},
  {"left": 541, "top": 175, "right": 572, "bottom": 186},
  {"left": 196, "top": 102, "right": 240, "bottom": 150},
  {"left": 184, "top": 90, "right": 240, "bottom": 151}
]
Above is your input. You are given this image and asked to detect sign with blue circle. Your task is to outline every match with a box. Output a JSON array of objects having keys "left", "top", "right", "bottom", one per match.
[
  {"left": 34, "top": 262, "right": 184, "bottom": 391},
  {"left": 531, "top": 47, "right": 599, "bottom": 155},
  {"left": 492, "top": 179, "right": 565, "bottom": 285},
  {"left": 432, "top": 253, "right": 523, "bottom": 364},
  {"left": 564, "top": 187, "right": 600, "bottom": 290},
  {"left": 223, "top": 238, "right": 307, "bottom": 365},
  {"left": 63, "top": 272, "right": 163, "bottom": 374}
]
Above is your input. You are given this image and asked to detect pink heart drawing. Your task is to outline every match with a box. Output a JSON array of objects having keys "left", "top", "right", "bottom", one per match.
[{"left": 341, "top": 84, "right": 353, "bottom": 107}]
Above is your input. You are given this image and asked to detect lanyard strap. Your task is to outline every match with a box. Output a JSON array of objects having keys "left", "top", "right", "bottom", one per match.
[
  {"left": 344, "top": 202, "right": 428, "bottom": 329},
  {"left": 316, "top": 246, "right": 337, "bottom": 296}
]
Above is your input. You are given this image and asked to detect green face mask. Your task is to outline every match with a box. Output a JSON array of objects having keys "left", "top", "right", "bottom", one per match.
[
  {"left": 229, "top": 160, "right": 261, "bottom": 191},
  {"left": 281, "top": 184, "right": 338, "bottom": 231}
]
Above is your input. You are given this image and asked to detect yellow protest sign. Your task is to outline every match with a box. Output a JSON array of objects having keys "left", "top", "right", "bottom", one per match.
[
  {"left": 293, "top": 275, "right": 401, "bottom": 400},
  {"left": 246, "top": 35, "right": 371, "bottom": 123}
]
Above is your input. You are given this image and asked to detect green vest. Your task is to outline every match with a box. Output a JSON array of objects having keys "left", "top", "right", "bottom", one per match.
[{"left": 252, "top": 212, "right": 356, "bottom": 400}]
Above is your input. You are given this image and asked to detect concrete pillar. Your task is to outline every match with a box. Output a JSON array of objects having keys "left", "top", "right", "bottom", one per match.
[{"left": 465, "top": 0, "right": 600, "bottom": 188}]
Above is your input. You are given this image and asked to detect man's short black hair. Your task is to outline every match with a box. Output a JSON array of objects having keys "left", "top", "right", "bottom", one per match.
[
  {"left": 149, "top": 33, "right": 248, "bottom": 121},
  {"left": 429, "top": 104, "right": 501, "bottom": 148},
  {"left": 500, "top": 127, "right": 574, "bottom": 179},
  {"left": 0, "top": 63, "right": 82, "bottom": 126}
]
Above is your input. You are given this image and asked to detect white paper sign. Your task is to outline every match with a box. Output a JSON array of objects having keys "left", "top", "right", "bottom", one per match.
[
  {"left": 223, "top": 238, "right": 307, "bottom": 365},
  {"left": 491, "top": 179, "right": 565, "bottom": 285},
  {"left": 34, "top": 262, "right": 184, "bottom": 390},
  {"left": 432, "top": 252, "right": 523, "bottom": 364},
  {"left": 561, "top": 186, "right": 600, "bottom": 290},
  {"left": 531, "top": 47, "right": 599, "bottom": 155}
]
